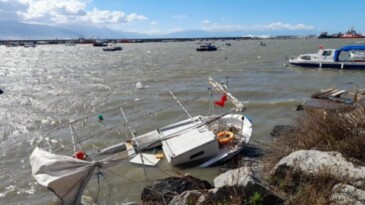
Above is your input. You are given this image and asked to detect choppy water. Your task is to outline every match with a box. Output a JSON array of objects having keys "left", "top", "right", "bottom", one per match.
[{"left": 1, "top": 39, "right": 365, "bottom": 204}]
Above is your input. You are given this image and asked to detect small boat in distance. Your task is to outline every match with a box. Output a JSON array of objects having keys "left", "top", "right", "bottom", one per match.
[
  {"left": 196, "top": 43, "right": 218, "bottom": 51},
  {"left": 102, "top": 43, "right": 123, "bottom": 51},
  {"left": 258, "top": 41, "right": 266, "bottom": 46},
  {"left": 93, "top": 40, "right": 107, "bottom": 47},
  {"left": 288, "top": 45, "right": 365, "bottom": 69},
  {"left": 23, "top": 42, "right": 36, "bottom": 48},
  {"left": 65, "top": 41, "right": 76, "bottom": 46}
]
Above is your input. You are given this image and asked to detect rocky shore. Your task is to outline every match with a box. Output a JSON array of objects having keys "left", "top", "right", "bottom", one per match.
[{"left": 140, "top": 105, "right": 365, "bottom": 205}]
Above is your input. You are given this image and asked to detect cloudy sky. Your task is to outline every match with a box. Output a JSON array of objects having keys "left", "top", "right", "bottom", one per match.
[{"left": 1, "top": 0, "right": 365, "bottom": 35}]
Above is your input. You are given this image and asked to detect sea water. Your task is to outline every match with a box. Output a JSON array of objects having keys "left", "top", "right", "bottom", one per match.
[{"left": 1, "top": 39, "right": 365, "bottom": 204}]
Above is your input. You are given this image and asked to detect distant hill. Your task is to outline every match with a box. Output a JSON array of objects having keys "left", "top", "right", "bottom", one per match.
[
  {"left": 0, "top": 21, "right": 316, "bottom": 40},
  {"left": 0, "top": 21, "right": 81, "bottom": 40}
]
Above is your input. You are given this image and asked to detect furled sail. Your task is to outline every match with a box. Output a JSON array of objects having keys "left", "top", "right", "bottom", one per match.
[
  {"left": 30, "top": 147, "right": 128, "bottom": 205},
  {"left": 208, "top": 76, "right": 246, "bottom": 112}
]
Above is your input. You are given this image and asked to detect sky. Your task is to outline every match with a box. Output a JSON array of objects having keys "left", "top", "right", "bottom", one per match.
[{"left": 1, "top": 0, "right": 365, "bottom": 36}]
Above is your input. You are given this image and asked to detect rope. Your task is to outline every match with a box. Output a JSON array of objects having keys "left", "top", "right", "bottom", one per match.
[{"left": 94, "top": 168, "right": 101, "bottom": 203}]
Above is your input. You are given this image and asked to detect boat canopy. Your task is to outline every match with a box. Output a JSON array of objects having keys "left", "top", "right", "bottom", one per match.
[{"left": 334, "top": 45, "right": 365, "bottom": 61}]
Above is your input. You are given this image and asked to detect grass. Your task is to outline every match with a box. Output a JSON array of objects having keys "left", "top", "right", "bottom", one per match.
[{"left": 264, "top": 104, "right": 365, "bottom": 204}]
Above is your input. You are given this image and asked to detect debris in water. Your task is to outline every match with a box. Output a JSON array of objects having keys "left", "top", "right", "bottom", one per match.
[{"left": 136, "top": 82, "right": 143, "bottom": 89}]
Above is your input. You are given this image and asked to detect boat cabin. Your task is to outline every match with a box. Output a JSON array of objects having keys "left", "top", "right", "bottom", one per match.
[
  {"left": 162, "top": 126, "right": 219, "bottom": 166},
  {"left": 295, "top": 45, "right": 365, "bottom": 63},
  {"left": 296, "top": 48, "right": 337, "bottom": 62}
]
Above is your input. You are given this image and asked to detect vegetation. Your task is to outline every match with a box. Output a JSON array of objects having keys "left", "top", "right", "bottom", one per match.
[
  {"left": 249, "top": 191, "right": 263, "bottom": 205},
  {"left": 265, "top": 105, "right": 365, "bottom": 205}
]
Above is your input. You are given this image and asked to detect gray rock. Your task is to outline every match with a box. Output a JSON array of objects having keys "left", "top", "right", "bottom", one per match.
[
  {"left": 271, "top": 150, "right": 365, "bottom": 186},
  {"left": 213, "top": 166, "right": 283, "bottom": 205},
  {"left": 169, "top": 190, "right": 203, "bottom": 205},
  {"left": 330, "top": 184, "right": 365, "bottom": 205},
  {"left": 214, "top": 166, "right": 259, "bottom": 188},
  {"left": 141, "top": 175, "right": 213, "bottom": 205}
]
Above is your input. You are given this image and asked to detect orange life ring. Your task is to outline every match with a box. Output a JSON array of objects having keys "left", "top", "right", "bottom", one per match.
[
  {"left": 73, "top": 151, "right": 86, "bottom": 160},
  {"left": 217, "top": 131, "right": 235, "bottom": 145}
]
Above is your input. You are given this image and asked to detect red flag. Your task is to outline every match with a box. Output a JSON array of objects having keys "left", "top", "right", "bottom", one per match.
[{"left": 215, "top": 94, "right": 227, "bottom": 107}]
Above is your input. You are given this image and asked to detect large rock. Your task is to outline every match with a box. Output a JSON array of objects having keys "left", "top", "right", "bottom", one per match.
[
  {"left": 141, "top": 175, "right": 212, "bottom": 205},
  {"left": 213, "top": 166, "right": 283, "bottom": 205},
  {"left": 214, "top": 166, "right": 260, "bottom": 189},
  {"left": 168, "top": 190, "right": 204, "bottom": 205},
  {"left": 271, "top": 150, "right": 365, "bottom": 186},
  {"left": 330, "top": 184, "right": 365, "bottom": 205}
]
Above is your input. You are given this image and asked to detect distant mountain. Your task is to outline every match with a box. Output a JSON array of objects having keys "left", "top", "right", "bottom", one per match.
[
  {"left": 0, "top": 21, "right": 316, "bottom": 40},
  {"left": 0, "top": 21, "right": 81, "bottom": 40},
  {"left": 164, "top": 30, "right": 246, "bottom": 38}
]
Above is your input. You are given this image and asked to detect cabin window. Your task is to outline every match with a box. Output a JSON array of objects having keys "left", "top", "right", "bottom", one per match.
[
  {"left": 322, "top": 50, "right": 332, "bottom": 56},
  {"left": 300, "top": 55, "right": 311, "bottom": 60},
  {"left": 190, "top": 151, "right": 204, "bottom": 160}
]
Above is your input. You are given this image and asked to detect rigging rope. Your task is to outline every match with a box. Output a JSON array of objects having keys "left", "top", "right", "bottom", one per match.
[{"left": 40, "top": 95, "right": 202, "bottom": 153}]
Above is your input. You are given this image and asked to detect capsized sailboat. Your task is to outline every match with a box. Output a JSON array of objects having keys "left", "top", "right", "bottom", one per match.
[{"left": 29, "top": 76, "right": 252, "bottom": 204}]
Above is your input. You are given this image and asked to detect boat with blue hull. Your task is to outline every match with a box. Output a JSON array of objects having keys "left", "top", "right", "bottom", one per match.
[
  {"left": 196, "top": 43, "right": 218, "bottom": 51},
  {"left": 288, "top": 45, "right": 365, "bottom": 69}
]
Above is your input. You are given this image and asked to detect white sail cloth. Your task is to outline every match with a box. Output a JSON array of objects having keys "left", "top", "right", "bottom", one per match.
[{"left": 30, "top": 147, "right": 127, "bottom": 205}]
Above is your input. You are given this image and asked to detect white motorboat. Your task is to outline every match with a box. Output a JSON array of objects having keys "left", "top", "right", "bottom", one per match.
[
  {"left": 288, "top": 45, "right": 365, "bottom": 69},
  {"left": 102, "top": 43, "right": 122, "bottom": 51}
]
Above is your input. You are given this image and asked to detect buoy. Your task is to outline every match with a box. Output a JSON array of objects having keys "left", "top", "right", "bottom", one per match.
[
  {"left": 0, "top": 89, "right": 3, "bottom": 95},
  {"left": 136, "top": 82, "right": 143, "bottom": 89},
  {"left": 73, "top": 151, "right": 86, "bottom": 160},
  {"left": 98, "top": 114, "right": 104, "bottom": 121},
  {"left": 217, "top": 131, "right": 235, "bottom": 145}
]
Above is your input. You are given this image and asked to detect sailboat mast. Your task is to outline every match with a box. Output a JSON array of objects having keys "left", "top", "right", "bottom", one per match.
[{"left": 168, "top": 90, "right": 193, "bottom": 120}]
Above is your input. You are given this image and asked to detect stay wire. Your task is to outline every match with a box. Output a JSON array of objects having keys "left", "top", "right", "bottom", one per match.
[{"left": 49, "top": 96, "right": 202, "bottom": 154}]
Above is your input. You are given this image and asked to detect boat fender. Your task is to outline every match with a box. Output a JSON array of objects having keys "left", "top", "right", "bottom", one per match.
[
  {"left": 73, "top": 151, "right": 86, "bottom": 160},
  {"left": 217, "top": 131, "right": 235, "bottom": 145}
]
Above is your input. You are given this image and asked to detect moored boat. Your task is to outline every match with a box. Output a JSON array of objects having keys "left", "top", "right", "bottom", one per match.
[
  {"left": 102, "top": 43, "right": 122, "bottom": 51},
  {"left": 196, "top": 43, "right": 218, "bottom": 51},
  {"left": 23, "top": 42, "right": 36, "bottom": 48},
  {"left": 93, "top": 40, "right": 107, "bottom": 47},
  {"left": 288, "top": 45, "right": 365, "bottom": 69}
]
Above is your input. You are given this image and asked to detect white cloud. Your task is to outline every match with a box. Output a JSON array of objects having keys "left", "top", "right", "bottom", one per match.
[
  {"left": 201, "top": 20, "right": 243, "bottom": 32},
  {"left": 201, "top": 19, "right": 211, "bottom": 24},
  {"left": 19, "top": 0, "right": 87, "bottom": 23},
  {"left": 200, "top": 20, "right": 315, "bottom": 32},
  {"left": 81, "top": 9, "right": 147, "bottom": 25},
  {"left": 0, "top": 0, "right": 147, "bottom": 25},
  {"left": 172, "top": 14, "right": 186, "bottom": 19},
  {"left": 151, "top": 21, "right": 158, "bottom": 25},
  {"left": 256, "top": 22, "right": 315, "bottom": 30}
]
